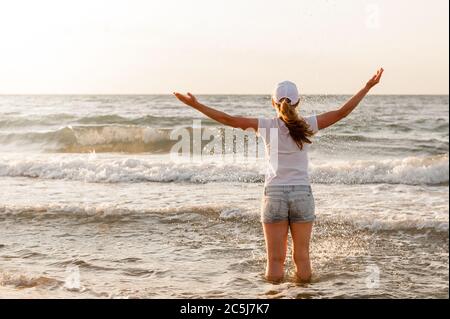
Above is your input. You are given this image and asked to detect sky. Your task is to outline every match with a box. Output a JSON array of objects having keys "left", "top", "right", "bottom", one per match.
[{"left": 0, "top": 0, "right": 448, "bottom": 94}]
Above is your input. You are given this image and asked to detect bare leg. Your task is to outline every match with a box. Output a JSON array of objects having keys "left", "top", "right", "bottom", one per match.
[
  {"left": 262, "top": 221, "right": 289, "bottom": 282},
  {"left": 290, "top": 222, "right": 313, "bottom": 282}
]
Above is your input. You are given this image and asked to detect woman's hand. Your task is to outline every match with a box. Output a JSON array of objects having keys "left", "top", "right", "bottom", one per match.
[
  {"left": 317, "top": 67, "right": 385, "bottom": 130},
  {"left": 173, "top": 91, "right": 258, "bottom": 131},
  {"left": 173, "top": 92, "right": 200, "bottom": 108},
  {"left": 365, "top": 68, "right": 384, "bottom": 90}
]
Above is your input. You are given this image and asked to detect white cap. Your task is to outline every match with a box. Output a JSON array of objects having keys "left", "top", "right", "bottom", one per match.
[{"left": 272, "top": 81, "right": 299, "bottom": 105}]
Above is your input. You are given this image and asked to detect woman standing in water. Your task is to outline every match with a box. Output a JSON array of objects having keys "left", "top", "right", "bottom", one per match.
[{"left": 174, "top": 68, "right": 384, "bottom": 282}]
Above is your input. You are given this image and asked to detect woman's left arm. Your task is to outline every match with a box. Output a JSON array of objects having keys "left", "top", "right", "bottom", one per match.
[
  {"left": 173, "top": 92, "right": 258, "bottom": 131},
  {"left": 317, "top": 68, "right": 384, "bottom": 130}
]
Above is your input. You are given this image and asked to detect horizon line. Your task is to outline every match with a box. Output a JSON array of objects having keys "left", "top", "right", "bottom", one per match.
[{"left": 0, "top": 93, "right": 449, "bottom": 96}]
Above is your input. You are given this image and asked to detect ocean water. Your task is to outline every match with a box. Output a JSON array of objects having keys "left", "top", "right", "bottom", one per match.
[{"left": 0, "top": 95, "right": 448, "bottom": 299}]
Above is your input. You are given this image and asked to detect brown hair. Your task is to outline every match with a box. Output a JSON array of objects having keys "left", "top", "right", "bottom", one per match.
[{"left": 275, "top": 98, "right": 315, "bottom": 150}]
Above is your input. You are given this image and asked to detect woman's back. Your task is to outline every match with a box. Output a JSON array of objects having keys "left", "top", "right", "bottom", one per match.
[{"left": 257, "top": 116, "right": 318, "bottom": 186}]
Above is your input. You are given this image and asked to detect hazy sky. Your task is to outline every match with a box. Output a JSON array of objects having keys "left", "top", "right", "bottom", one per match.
[{"left": 0, "top": 0, "right": 448, "bottom": 94}]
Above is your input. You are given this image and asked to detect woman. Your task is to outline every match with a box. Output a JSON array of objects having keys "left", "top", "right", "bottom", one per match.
[{"left": 174, "top": 68, "right": 384, "bottom": 283}]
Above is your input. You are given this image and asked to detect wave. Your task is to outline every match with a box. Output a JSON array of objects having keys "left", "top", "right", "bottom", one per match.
[
  {"left": 1, "top": 123, "right": 447, "bottom": 155},
  {"left": 319, "top": 133, "right": 448, "bottom": 145},
  {"left": 1, "top": 203, "right": 447, "bottom": 234},
  {"left": 310, "top": 154, "right": 449, "bottom": 185},
  {"left": 0, "top": 114, "right": 77, "bottom": 128},
  {"left": 0, "top": 114, "right": 211, "bottom": 129},
  {"left": 352, "top": 218, "right": 449, "bottom": 233},
  {"left": 76, "top": 114, "right": 205, "bottom": 126},
  {"left": 0, "top": 154, "right": 447, "bottom": 185},
  {"left": 0, "top": 126, "right": 180, "bottom": 153},
  {"left": 0, "top": 272, "right": 62, "bottom": 289},
  {"left": 318, "top": 134, "right": 449, "bottom": 154},
  {"left": 0, "top": 204, "right": 237, "bottom": 220}
]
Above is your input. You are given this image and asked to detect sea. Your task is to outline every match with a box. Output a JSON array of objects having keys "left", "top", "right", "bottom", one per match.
[{"left": 0, "top": 94, "right": 448, "bottom": 298}]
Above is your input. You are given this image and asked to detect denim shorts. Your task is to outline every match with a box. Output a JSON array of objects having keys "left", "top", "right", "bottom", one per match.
[{"left": 261, "top": 185, "right": 316, "bottom": 223}]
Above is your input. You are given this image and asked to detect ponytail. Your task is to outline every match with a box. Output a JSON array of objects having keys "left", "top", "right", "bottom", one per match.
[{"left": 276, "top": 98, "right": 314, "bottom": 150}]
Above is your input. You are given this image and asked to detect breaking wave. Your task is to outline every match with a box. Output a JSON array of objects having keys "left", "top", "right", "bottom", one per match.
[
  {"left": 1, "top": 123, "right": 447, "bottom": 154},
  {"left": 0, "top": 154, "right": 447, "bottom": 185}
]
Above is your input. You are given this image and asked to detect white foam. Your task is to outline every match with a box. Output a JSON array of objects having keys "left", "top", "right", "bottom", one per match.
[
  {"left": 311, "top": 154, "right": 449, "bottom": 185},
  {"left": 0, "top": 154, "right": 447, "bottom": 185}
]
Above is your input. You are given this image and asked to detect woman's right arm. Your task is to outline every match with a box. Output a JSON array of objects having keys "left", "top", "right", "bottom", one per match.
[
  {"left": 173, "top": 92, "right": 258, "bottom": 131},
  {"left": 317, "top": 68, "right": 384, "bottom": 130}
]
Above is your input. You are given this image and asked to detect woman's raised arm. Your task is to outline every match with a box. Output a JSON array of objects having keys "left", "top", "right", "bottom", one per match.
[
  {"left": 317, "top": 68, "right": 384, "bottom": 130},
  {"left": 173, "top": 92, "right": 258, "bottom": 131}
]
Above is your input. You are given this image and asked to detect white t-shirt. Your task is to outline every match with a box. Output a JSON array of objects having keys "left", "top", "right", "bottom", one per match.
[{"left": 257, "top": 115, "right": 319, "bottom": 186}]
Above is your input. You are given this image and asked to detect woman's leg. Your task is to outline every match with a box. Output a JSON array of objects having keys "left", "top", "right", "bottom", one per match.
[
  {"left": 290, "top": 222, "right": 313, "bottom": 282},
  {"left": 262, "top": 221, "right": 289, "bottom": 282}
]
